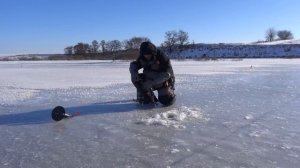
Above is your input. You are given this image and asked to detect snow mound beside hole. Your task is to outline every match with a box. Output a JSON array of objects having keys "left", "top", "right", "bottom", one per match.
[{"left": 139, "top": 106, "right": 203, "bottom": 129}]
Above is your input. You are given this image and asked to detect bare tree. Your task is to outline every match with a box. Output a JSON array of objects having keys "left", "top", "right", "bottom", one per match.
[
  {"left": 73, "top": 43, "right": 89, "bottom": 54},
  {"left": 277, "top": 30, "right": 294, "bottom": 40},
  {"left": 106, "top": 40, "right": 122, "bottom": 52},
  {"left": 124, "top": 37, "right": 150, "bottom": 50},
  {"left": 265, "top": 28, "right": 277, "bottom": 42},
  {"left": 64, "top": 46, "right": 73, "bottom": 55},
  {"left": 164, "top": 30, "right": 178, "bottom": 52},
  {"left": 100, "top": 40, "right": 106, "bottom": 53},
  {"left": 91, "top": 40, "right": 99, "bottom": 53},
  {"left": 87, "top": 45, "right": 94, "bottom": 54},
  {"left": 177, "top": 30, "right": 189, "bottom": 45}
]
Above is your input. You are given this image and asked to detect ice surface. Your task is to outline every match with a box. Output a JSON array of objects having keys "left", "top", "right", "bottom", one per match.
[
  {"left": 244, "top": 114, "right": 254, "bottom": 120},
  {"left": 1, "top": 59, "right": 300, "bottom": 167}
]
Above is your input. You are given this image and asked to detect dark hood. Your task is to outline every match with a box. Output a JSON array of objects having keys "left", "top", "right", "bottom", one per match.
[{"left": 139, "top": 41, "right": 157, "bottom": 58}]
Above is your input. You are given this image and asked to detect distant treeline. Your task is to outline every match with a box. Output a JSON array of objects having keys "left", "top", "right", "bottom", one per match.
[
  {"left": 1, "top": 28, "right": 295, "bottom": 61},
  {"left": 49, "top": 49, "right": 140, "bottom": 60},
  {"left": 61, "top": 28, "right": 295, "bottom": 59},
  {"left": 63, "top": 30, "right": 190, "bottom": 56}
]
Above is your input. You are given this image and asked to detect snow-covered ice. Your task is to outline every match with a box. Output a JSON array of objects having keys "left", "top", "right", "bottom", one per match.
[{"left": 1, "top": 59, "right": 300, "bottom": 167}]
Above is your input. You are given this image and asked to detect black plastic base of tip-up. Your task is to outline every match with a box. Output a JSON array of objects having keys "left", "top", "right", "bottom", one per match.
[{"left": 51, "top": 106, "right": 71, "bottom": 121}]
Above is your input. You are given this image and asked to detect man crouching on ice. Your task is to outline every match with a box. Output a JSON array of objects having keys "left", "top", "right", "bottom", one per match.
[{"left": 129, "top": 41, "right": 176, "bottom": 106}]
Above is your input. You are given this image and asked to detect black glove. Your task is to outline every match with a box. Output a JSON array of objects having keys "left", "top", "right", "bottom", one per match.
[{"left": 131, "top": 73, "right": 141, "bottom": 83}]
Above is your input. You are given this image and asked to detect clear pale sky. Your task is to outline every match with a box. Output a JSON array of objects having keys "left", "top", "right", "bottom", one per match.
[{"left": 0, "top": 0, "right": 299, "bottom": 55}]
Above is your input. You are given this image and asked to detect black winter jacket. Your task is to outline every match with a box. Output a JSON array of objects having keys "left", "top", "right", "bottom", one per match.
[{"left": 129, "top": 49, "right": 175, "bottom": 86}]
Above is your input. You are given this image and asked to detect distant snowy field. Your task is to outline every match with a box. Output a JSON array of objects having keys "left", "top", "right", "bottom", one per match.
[
  {"left": 167, "top": 40, "right": 300, "bottom": 59},
  {"left": 1, "top": 59, "right": 300, "bottom": 167}
]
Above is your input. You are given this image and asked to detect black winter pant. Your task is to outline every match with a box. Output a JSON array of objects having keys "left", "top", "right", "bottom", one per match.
[{"left": 132, "top": 74, "right": 176, "bottom": 106}]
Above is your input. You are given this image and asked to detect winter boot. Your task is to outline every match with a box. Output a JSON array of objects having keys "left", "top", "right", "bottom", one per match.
[{"left": 136, "top": 88, "right": 158, "bottom": 104}]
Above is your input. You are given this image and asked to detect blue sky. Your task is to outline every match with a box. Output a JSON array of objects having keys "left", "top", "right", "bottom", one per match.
[{"left": 0, "top": 0, "right": 299, "bottom": 55}]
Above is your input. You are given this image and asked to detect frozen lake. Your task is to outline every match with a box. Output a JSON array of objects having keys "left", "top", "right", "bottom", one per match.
[{"left": 0, "top": 59, "right": 300, "bottom": 168}]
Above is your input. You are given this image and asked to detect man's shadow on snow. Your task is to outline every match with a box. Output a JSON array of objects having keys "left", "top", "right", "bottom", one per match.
[{"left": 0, "top": 100, "right": 161, "bottom": 126}]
